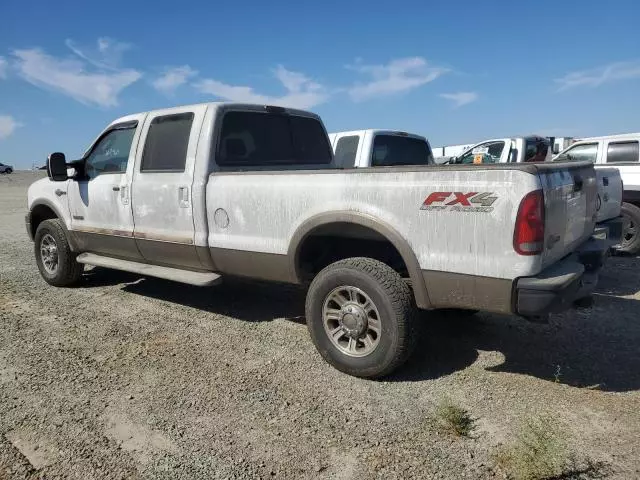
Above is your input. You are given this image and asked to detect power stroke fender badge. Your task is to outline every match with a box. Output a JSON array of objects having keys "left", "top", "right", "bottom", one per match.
[{"left": 420, "top": 192, "right": 498, "bottom": 213}]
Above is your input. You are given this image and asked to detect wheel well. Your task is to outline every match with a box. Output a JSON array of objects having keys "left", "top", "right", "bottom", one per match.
[
  {"left": 296, "top": 223, "right": 409, "bottom": 282},
  {"left": 30, "top": 204, "right": 58, "bottom": 237}
]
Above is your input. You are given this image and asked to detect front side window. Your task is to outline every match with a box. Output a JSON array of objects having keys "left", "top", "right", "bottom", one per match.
[
  {"left": 217, "top": 111, "right": 332, "bottom": 166},
  {"left": 554, "top": 143, "right": 598, "bottom": 163},
  {"left": 141, "top": 113, "right": 194, "bottom": 172},
  {"left": 371, "top": 135, "right": 434, "bottom": 166},
  {"left": 334, "top": 136, "right": 360, "bottom": 168},
  {"left": 606, "top": 141, "right": 639, "bottom": 163},
  {"left": 458, "top": 141, "right": 505, "bottom": 164},
  {"left": 85, "top": 127, "right": 136, "bottom": 179}
]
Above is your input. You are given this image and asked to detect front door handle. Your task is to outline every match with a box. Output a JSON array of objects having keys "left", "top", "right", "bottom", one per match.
[
  {"left": 112, "top": 186, "right": 121, "bottom": 191},
  {"left": 55, "top": 189, "right": 66, "bottom": 196}
]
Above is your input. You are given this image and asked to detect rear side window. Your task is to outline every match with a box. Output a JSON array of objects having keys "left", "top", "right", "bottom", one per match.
[
  {"left": 554, "top": 143, "right": 598, "bottom": 163},
  {"left": 217, "top": 111, "right": 332, "bottom": 166},
  {"left": 606, "top": 141, "right": 639, "bottom": 163},
  {"left": 334, "top": 136, "right": 360, "bottom": 168},
  {"left": 141, "top": 113, "right": 194, "bottom": 172},
  {"left": 524, "top": 138, "right": 550, "bottom": 162},
  {"left": 371, "top": 135, "right": 434, "bottom": 166}
]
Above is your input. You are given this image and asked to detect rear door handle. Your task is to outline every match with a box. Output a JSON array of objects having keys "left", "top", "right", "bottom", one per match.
[{"left": 112, "top": 186, "right": 121, "bottom": 191}]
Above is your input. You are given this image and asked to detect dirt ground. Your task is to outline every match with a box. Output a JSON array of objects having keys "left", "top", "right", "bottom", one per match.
[{"left": 1, "top": 171, "right": 639, "bottom": 479}]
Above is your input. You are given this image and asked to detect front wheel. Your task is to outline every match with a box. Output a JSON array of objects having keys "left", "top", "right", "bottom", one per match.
[
  {"left": 34, "top": 219, "right": 83, "bottom": 286},
  {"left": 616, "top": 202, "right": 640, "bottom": 255},
  {"left": 305, "top": 257, "right": 418, "bottom": 379}
]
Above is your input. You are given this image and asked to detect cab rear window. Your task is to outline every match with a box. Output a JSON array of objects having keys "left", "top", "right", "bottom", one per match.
[
  {"left": 217, "top": 111, "right": 332, "bottom": 167},
  {"left": 371, "top": 135, "right": 434, "bottom": 166}
]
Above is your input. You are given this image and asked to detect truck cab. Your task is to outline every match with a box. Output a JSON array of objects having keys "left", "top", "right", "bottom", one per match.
[
  {"left": 328, "top": 129, "right": 434, "bottom": 168},
  {"left": 450, "top": 136, "right": 553, "bottom": 165}
]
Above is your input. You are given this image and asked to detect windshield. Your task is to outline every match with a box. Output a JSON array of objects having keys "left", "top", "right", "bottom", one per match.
[
  {"left": 553, "top": 143, "right": 598, "bottom": 163},
  {"left": 457, "top": 141, "right": 506, "bottom": 164},
  {"left": 371, "top": 135, "right": 434, "bottom": 166}
]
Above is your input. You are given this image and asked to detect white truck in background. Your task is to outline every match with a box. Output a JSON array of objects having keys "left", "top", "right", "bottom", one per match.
[
  {"left": 432, "top": 136, "right": 576, "bottom": 162},
  {"left": 553, "top": 133, "right": 640, "bottom": 254},
  {"left": 327, "top": 130, "right": 434, "bottom": 168},
  {"left": 431, "top": 143, "right": 474, "bottom": 162},
  {"left": 26, "top": 104, "right": 610, "bottom": 378}
]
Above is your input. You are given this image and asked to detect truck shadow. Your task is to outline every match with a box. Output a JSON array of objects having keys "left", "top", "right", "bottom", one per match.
[
  {"left": 81, "top": 267, "right": 307, "bottom": 324},
  {"left": 593, "top": 254, "right": 640, "bottom": 296},
  {"left": 396, "top": 293, "right": 640, "bottom": 392},
  {"left": 82, "top": 267, "right": 640, "bottom": 392}
]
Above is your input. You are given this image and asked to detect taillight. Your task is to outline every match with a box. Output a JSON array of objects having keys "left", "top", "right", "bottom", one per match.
[{"left": 514, "top": 190, "right": 545, "bottom": 255}]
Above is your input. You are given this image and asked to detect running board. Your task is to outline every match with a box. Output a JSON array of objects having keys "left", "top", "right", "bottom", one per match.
[{"left": 76, "top": 253, "right": 222, "bottom": 287}]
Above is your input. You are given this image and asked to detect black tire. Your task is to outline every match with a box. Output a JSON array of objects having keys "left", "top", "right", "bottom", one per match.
[
  {"left": 617, "top": 202, "right": 640, "bottom": 255},
  {"left": 34, "top": 219, "right": 83, "bottom": 287},
  {"left": 305, "top": 257, "right": 418, "bottom": 379}
]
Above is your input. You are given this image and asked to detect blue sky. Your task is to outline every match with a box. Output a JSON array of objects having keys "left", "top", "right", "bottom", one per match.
[{"left": 1, "top": 0, "right": 639, "bottom": 168}]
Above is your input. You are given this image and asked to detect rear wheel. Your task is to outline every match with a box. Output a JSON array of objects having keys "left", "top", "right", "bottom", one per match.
[
  {"left": 305, "top": 257, "right": 418, "bottom": 379},
  {"left": 617, "top": 202, "right": 640, "bottom": 255},
  {"left": 34, "top": 219, "right": 83, "bottom": 286}
]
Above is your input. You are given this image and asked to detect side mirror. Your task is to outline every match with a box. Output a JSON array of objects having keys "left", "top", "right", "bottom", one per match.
[
  {"left": 450, "top": 156, "right": 458, "bottom": 164},
  {"left": 509, "top": 149, "right": 518, "bottom": 163},
  {"left": 47, "top": 152, "right": 68, "bottom": 182},
  {"left": 553, "top": 145, "right": 559, "bottom": 154}
]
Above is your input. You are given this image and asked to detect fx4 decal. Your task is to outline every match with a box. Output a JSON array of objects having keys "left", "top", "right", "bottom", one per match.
[{"left": 420, "top": 192, "right": 498, "bottom": 213}]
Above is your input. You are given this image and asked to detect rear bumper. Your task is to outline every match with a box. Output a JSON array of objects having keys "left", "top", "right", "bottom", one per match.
[{"left": 515, "top": 236, "right": 609, "bottom": 317}]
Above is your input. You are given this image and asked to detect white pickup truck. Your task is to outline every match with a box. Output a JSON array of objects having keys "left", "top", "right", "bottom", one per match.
[
  {"left": 445, "top": 136, "right": 625, "bottom": 249},
  {"left": 553, "top": 133, "right": 640, "bottom": 254},
  {"left": 328, "top": 129, "right": 434, "bottom": 168},
  {"left": 26, "top": 103, "right": 609, "bottom": 378}
]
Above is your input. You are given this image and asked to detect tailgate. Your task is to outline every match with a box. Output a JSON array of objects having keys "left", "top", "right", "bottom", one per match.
[
  {"left": 594, "top": 167, "right": 623, "bottom": 222},
  {"left": 538, "top": 162, "right": 597, "bottom": 268}
]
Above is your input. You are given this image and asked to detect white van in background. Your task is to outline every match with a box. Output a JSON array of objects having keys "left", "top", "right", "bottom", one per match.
[
  {"left": 553, "top": 133, "right": 640, "bottom": 254},
  {"left": 327, "top": 130, "right": 434, "bottom": 168}
]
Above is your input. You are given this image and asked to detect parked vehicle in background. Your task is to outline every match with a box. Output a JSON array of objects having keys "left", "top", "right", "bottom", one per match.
[
  {"left": 433, "top": 136, "right": 576, "bottom": 162},
  {"left": 431, "top": 142, "right": 474, "bottom": 161},
  {"left": 549, "top": 136, "right": 576, "bottom": 154},
  {"left": 446, "top": 136, "right": 553, "bottom": 164},
  {"left": 553, "top": 133, "right": 640, "bottom": 254},
  {"left": 26, "top": 102, "right": 610, "bottom": 378},
  {"left": 443, "top": 136, "right": 624, "bottom": 247},
  {"left": 0, "top": 162, "right": 14, "bottom": 174},
  {"left": 327, "top": 129, "right": 434, "bottom": 167}
]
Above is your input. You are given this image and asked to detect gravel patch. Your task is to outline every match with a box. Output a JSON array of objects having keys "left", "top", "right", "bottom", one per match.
[{"left": 1, "top": 171, "right": 639, "bottom": 479}]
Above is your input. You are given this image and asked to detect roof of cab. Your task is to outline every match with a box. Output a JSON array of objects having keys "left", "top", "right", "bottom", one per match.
[
  {"left": 575, "top": 132, "right": 640, "bottom": 142},
  {"left": 108, "top": 102, "right": 322, "bottom": 127},
  {"left": 328, "top": 129, "right": 427, "bottom": 140}
]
